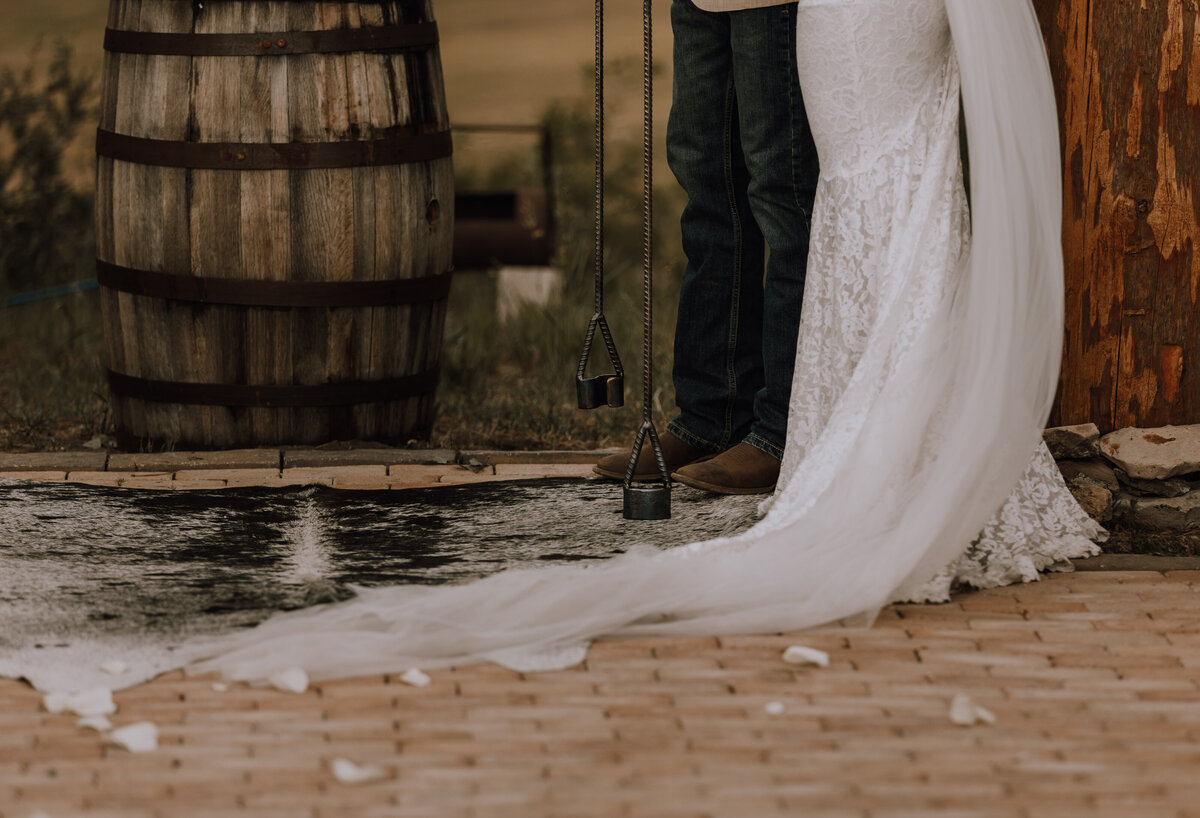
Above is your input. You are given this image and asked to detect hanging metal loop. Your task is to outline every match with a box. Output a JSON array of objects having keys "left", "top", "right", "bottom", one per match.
[
  {"left": 577, "top": 313, "right": 625, "bottom": 409},
  {"left": 623, "top": 420, "right": 671, "bottom": 520},
  {"left": 623, "top": 0, "right": 670, "bottom": 521},
  {"left": 576, "top": 0, "right": 625, "bottom": 411}
]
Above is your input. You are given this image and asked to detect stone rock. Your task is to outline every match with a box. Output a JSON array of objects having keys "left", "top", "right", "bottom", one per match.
[
  {"left": 1099, "top": 425, "right": 1200, "bottom": 481},
  {"left": 1067, "top": 483, "right": 1113, "bottom": 524},
  {"left": 1113, "top": 471, "right": 1193, "bottom": 498},
  {"left": 1111, "top": 492, "right": 1136, "bottom": 521},
  {"left": 1122, "top": 492, "right": 1200, "bottom": 531},
  {"left": 1043, "top": 423, "right": 1101, "bottom": 459},
  {"left": 1056, "top": 458, "right": 1120, "bottom": 492}
]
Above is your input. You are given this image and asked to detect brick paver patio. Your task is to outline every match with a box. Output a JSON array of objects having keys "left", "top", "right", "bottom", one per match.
[{"left": 2, "top": 454, "right": 1199, "bottom": 817}]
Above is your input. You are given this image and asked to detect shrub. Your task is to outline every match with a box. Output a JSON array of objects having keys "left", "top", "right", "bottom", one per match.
[{"left": 0, "top": 41, "right": 96, "bottom": 293}]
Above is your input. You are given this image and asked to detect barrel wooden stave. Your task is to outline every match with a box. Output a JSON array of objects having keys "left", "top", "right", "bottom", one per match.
[{"left": 98, "top": 0, "right": 452, "bottom": 448}]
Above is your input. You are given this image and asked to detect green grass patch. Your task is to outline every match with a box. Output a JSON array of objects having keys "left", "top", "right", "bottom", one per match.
[{"left": 0, "top": 49, "right": 685, "bottom": 453}]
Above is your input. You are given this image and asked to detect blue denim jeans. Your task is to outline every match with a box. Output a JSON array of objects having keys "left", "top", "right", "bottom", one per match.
[{"left": 666, "top": 0, "right": 817, "bottom": 460}]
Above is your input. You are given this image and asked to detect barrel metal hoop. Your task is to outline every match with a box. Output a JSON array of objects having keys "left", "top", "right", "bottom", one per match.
[
  {"left": 103, "top": 22, "right": 440, "bottom": 57},
  {"left": 97, "top": 261, "right": 452, "bottom": 308},
  {"left": 107, "top": 369, "right": 441, "bottom": 408},
  {"left": 95, "top": 128, "right": 453, "bottom": 170}
]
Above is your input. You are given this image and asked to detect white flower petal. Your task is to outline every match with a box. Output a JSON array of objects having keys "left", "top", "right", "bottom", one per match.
[
  {"left": 43, "top": 689, "right": 117, "bottom": 717},
  {"left": 211, "top": 683, "right": 229, "bottom": 692},
  {"left": 100, "top": 660, "right": 129, "bottom": 676},
  {"left": 331, "top": 758, "right": 386, "bottom": 785},
  {"left": 268, "top": 667, "right": 309, "bottom": 694},
  {"left": 107, "top": 722, "right": 158, "bottom": 753},
  {"left": 949, "top": 693, "right": 996, "bottom": 727},
  {"left": 400, "top": 669, "right": 431, "bottom": 688},
  {"left": 764, "top": 701, "right": 785, "bottom": 716},
  {"left": 77, "top": 715, "right": 113, "bottom": 731},
  {"left": 782, "top": 646, "right": 830, "bottom": 668}
]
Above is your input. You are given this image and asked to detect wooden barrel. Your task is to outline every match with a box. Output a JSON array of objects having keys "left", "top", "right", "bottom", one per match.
[
  {"left": 1034, "top": 0, "right": 1200, "bottom": 433},
  {"left": 96, "top": 0, "right": 454, "bottom": 449}
]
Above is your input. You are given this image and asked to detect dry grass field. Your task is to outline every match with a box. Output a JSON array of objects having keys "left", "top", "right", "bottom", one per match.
[{"left": 0, "top": 0, "right": 674, "bottom": 133}]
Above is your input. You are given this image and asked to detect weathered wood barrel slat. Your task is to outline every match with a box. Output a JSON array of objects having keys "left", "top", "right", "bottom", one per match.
[{"left": 96, "top": 0, "right": 454, "bottom": 449}]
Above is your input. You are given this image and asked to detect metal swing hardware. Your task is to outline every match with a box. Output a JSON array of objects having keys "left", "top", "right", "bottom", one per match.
[
  {"left": 621, "top": 0, "right": 670, "bottom": 521},
  {"left": 575, "top": 0, "right": 625, "bottom": 411},
  {"left": 576, "top": 313, "right": 624, "bottom": 409},
  {"left": 574, "top": 0, "right": 667, "bottom": 518}
]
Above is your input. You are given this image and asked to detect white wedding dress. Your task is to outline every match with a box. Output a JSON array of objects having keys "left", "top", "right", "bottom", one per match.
[{"left": 188, "top": 0, "right": 1103, "bottom": 683}]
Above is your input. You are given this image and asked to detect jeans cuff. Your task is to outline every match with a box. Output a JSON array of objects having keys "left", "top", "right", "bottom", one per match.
[
  {"left": 666, "top": 420, "right": 725, "bottom": 455},
  {"left": 743, "top": 433, "right": 784, "bottom": 461}
]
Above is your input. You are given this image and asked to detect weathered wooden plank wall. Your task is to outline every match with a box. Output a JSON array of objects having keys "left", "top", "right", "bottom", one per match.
[{"left": 1034, "top": 0, "right": 1200, "bottom": 433}]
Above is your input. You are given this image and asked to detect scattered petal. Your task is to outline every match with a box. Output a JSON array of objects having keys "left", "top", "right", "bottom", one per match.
[
  {"left": 949, "top": 694, "right": 996, "bottom": 727},
  {"left": 43, "top": 689, "right": 117, "bottom": 717},
  {"left": 211, "top": 683, "right": 229, "bottom": 692},
  {"left": 100, "top": 660, "right": 129, "bottom": 676},
  {"left": 764, "top": 701, "right": 785, "bottom": 716},
  {"left": 782, "top": 646, "right": 830, "bottom": 668},
  {"left": 400, "top": 668, "right": 431, "bottom": 688},
  {"left": 331, "top": 757, "right": 387, "bottom": 785},
  {"left": 77, "top": 715, "right": 113, "bottom": 731},
  {"left": 107, "top": 722, "right": 158, "bottom": 753},
  {"left": 268, "top": 667, "right": 309, "bottom": 694}
]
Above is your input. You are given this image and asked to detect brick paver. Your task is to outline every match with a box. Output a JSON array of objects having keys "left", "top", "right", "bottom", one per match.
[
  {"left": 3, "top": 454, "right": 1200, "bottom": 816},
  {"left": 1, "top": 572, "right": 1199, "bottom": 817}
]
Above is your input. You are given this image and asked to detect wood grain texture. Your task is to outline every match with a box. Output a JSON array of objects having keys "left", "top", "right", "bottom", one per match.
[
  {"left": 1035, "top": 0, "right": 1200, "bottom": 432},
  {"left": 97, "top": 0, "right": 454, "bottom": 448}
]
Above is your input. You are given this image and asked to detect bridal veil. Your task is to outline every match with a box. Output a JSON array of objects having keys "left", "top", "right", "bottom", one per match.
[{"left": 190, "top": 0, "right": 1075, "bottom": 682}]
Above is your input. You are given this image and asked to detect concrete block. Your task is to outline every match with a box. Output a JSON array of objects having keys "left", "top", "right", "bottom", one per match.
[
  {"left": 108, "top": 449, "right": 280, "bottom": 473},
  {"left": 463, "top": 449, "right": 619, "bottom": 466},
  {"left": 493, "top": 464, "right": 597, "bottom": 479},
  {"left": 283, "top": 448, "right": 456, "bottom": 469},
  {"left": 279, "top": 466, "right": 387, "bottom": 488},
  {"left": 0, "top": 471, "right": 68, "bottom": 482},
  {"left": 0, "top": 451, "right": 107, "bottom": 472}
]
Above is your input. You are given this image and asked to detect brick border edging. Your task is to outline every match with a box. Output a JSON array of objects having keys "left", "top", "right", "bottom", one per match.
[
  {"left": 1070, "top": 553, "right": 1200, "bottom": 572},
  {"left": 0, "top": 447, "right": 624, "bottom": 473}
]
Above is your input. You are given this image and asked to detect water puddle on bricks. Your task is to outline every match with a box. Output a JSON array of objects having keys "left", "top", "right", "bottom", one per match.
[{"left": 0, "top": 478, "right": 760, "bottom": 650}]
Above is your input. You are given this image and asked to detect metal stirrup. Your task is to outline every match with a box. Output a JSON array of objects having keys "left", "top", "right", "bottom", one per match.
[
  {"left": 575, "top": 0, "right": 624, "bottom": 411},
  {"left": 623, "top": 0, "right": 670, "bottom": 521}
]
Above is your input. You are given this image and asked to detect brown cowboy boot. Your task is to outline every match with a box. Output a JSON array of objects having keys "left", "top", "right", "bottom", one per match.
[
  {"left": 671, "top": 442, "right": 780, "bottom": 495},
  {"left": 593, "top": 430, "right": 714, "bottom": 481}
]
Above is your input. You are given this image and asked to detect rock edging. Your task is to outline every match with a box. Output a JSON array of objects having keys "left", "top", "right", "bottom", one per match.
[{"left": 1048, "top": 423, "right": 1200, "bottom": 533}]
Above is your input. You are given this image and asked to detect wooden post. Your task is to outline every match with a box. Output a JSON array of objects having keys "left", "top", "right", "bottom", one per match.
[{"left": 1033, "top": 0, "right": 1200, "bottom": 433}]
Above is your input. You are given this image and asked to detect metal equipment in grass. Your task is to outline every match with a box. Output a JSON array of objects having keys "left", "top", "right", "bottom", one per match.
[{"left": 574, "top": 0, "right": 670, "bottom": 521}]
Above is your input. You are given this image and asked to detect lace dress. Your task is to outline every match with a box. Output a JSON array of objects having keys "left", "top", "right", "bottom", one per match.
[
  {"left": 784, "top": 0, "right": 1102, "bottom": 602},
  {"left": 185, "top": 0, "right": 1104, "bottom": 684}
]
